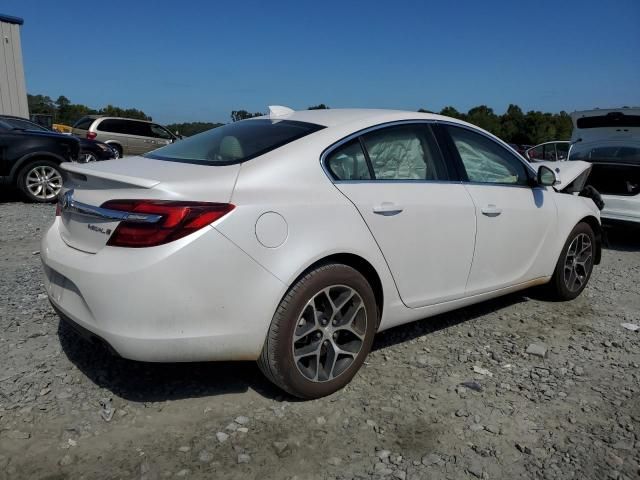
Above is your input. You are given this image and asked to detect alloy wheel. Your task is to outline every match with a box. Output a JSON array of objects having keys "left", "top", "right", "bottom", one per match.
[
  {"left": 563, "top": 233, "right": 593, "bottom": 292},
  {"left": 292, "top": 285, "right": 367, "bottom": 382},
  {"left": 25, "top": 165, "right": 63, "bottom": 200}
]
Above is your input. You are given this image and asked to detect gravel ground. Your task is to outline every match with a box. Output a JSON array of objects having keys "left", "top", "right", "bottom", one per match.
[{"left": 1, "top": 197, "right": 639, "bottom": 480}]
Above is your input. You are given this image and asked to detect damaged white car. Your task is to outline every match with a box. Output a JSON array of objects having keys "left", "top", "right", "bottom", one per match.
[
  {"left": 42, "top": 108, "right": 603, "bottom": 399},
  {"left": 569, "top": 108, "right": 640, "bottom": 225}
]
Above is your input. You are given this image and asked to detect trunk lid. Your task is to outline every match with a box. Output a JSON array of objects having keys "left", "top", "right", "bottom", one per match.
[{"left": 58, "top": 156, "right": 240, "bottom": 253}]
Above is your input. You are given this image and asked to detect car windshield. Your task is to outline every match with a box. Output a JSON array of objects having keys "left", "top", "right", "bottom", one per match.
[{"left": 144, "top": 119, "right": 325, "bottom": 165}]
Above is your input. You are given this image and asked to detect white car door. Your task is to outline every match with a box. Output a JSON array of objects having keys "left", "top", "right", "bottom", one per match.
[
  {"left": 327, "top": 123, "right": 477, "bottom": 308},
  {"left": 443, "top": 124, "right": 557, "bottom": 295}
]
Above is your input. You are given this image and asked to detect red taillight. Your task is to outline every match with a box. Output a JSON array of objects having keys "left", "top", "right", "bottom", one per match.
[
  {"left": 86, "top": 131, "right": 97, "bottom": 140},
  {"left": 101, "top": 200, "right": 235, "bottom": 248}
]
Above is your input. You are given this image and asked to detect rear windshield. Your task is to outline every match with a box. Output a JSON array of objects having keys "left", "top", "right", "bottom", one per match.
[
  {"left": 73, "top": 117, "right": 95, "bottom": 130},
  {"left": 144, "top": 119, "right": 325, "bottom": 165},
  {"left": 576, "top": 113, "right": 640, "bottom": 129},
  {"left": 570, "top": 145, "right": 640, "bottom": 163}
]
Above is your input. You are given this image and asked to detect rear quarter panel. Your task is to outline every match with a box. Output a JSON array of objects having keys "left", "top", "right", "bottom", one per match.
[{"left": 212, "top": 129, "right": 405, "bottom": 329}]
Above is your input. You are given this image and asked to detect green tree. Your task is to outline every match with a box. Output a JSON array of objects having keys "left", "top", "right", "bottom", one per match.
[
  {"left": 231, "top": 110, "right": 263, "bottom": 122},
  {"left": 417, "top": 108, "right": 434, "bottom": 113},
  {"left": 308, "top": 104, "right": 329, "bottom": 110},
  {"left": 466, "top": 105, "right": 501, "bottom": 137},
  {"left": 439, "top": 106, "right": 466, "bottom": 120},
  {"left": 98, "top": 105, "right": 151, "bottom": 121},
  {"left": 165, "top": 122, "right": 224, "bottom": 137},
  {"left": 500, "top": 104, "right": 527, "bottom": 144}
]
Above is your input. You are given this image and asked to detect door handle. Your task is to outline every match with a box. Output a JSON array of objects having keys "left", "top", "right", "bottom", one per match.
[
  {"left": 481, "top": 204, "right": 502, "bottom": 217},
  {"left": 373, "top": 202, "right": 404, "bottom": 216}
]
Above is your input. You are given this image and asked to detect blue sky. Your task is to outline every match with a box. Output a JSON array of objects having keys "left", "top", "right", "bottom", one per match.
[{"left": 4, "top": 0, "right": 640, "bottom": 124}]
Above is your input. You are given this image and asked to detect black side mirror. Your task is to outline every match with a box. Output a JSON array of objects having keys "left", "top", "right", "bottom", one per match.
[{"left": 537, "top": 165, "right": 557, "bottom": 187}]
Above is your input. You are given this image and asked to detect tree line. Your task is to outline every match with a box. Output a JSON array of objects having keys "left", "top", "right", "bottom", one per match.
[
  {"left": 27, "top": 94, "right": 572, "bottom": 144},
  {"left": 28, "top": 94, "right": 151, "bottom": 125},
  {"left": 421, "top": 104, "right": 573, "bottom": 145},
  {"left": 221, "top": 104, "right": 573, "bottom": 145}
]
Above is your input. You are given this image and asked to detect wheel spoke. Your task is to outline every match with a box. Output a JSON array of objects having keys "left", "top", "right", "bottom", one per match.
[
  {"left": 563, "top": 233, "right": 593, "bottom": 293},
  {"left": 292, "top": 284, "right": 367, "bottom": 383}
]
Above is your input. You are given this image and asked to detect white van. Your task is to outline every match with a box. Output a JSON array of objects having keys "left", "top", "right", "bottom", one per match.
[{"left": 569, "top": 108, "right": 640, "bottom": 225}]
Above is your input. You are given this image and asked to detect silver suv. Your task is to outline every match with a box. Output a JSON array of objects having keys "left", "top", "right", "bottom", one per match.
[{"left": 72, "top": 116, "right": 179, "bottom": 158}]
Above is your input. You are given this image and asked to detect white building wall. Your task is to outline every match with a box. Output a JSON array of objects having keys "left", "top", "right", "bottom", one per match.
[{"left": 0, "top": 18, "right": 28, "bottom": 118}]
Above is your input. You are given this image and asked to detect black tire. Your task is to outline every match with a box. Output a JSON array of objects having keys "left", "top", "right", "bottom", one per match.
[
  {"left": 548, "top": 222, "right": 596, "bottom": 300},
  {"left": 258, "top": 263, "right": 378, "bottom": 399},
  {"left": 17, "top": 159, "right": 63, "bottom": 203},
  {"left": 108, "top": 143, "right": 122, "bottom": 158}
]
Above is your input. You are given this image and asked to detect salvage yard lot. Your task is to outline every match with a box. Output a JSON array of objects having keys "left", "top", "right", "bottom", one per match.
[{"left": 1, "top": 199, "right": 639, "bottom": 480}]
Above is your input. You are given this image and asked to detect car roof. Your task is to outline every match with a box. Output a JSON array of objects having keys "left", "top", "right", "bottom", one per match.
[
  {"left": 253, "top": 108, "right": 468, "bottom": 129},
  {"left": 85, "top": 116, "right": 153, "bottom": 124}
]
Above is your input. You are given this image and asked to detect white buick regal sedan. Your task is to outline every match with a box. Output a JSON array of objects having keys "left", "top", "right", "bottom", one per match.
[{"left": 42, "top": 107, "right": 602, "bottom": 399}]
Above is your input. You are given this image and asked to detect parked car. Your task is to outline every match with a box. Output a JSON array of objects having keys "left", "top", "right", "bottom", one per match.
[
  {"left": 0, "top": 115, "right": 80, "bottom": 202},
  {"left": 569, "top": 108, "right": 640, "bottom": 225},
  {"left": 3, "top": 116, "right": 117, "bottom": 162},
  {"left": 525, "top": 141, "right": 570, "bottom": 162},
  {"left": 507, "top": 143, "right": 527, "bottom": 157},
  {"left": 71, "top": 116, "right": 180, "bottom": 158},
  {"left": 43, "top": 107, "right": 602, "bottom": 399}
]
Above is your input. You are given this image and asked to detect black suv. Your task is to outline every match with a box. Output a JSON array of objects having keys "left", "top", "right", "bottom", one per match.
[{"left": 0, "top": 115, "right": 113, "bottom": 202}]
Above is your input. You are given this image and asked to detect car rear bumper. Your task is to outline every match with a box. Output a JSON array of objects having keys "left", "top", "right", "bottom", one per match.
[
  {"left": 41, "top": 218, "right": 285, "bottom": 362},
  {"left": 600, "top": 194, "right": 640, "bottom": 225}
]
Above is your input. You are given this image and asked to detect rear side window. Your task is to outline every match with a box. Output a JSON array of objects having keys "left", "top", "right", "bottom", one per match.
[
  {"left": 326, "top": 140, "right": 371, "bottom": 180},
  {"left": 127, "top": 120, "right": 153, "bottom": 137},
  {"left": 97, "top": 119, "right": 128, "bottom": 134},
  {"left": 446, "top": 125, "right": 529, "bottom": 185},
  {"left": 73, "top": 117, "right": 95, "bottom": 130},
  {"left": 361, "top": 124, "right": 447, "bottom": 180},
  {"left": 144, "top": 119, "right": 325, "bottom": 165}
]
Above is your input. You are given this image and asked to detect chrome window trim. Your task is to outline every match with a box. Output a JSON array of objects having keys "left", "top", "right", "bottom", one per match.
[
  {"left": 319, "top": 119, "right": 538, "bottom": 186},
  {"left": 59, "top": 190, "right": 162, "bottom": 223}
]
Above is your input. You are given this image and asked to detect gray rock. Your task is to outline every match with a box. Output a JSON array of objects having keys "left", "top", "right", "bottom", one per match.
[
  {"left": 58, "top": 454, "right": 74, "bottom": 466},
  {"left": 327, "top": 456, "right": 341, "bottom": 466},
  {"left": 374, "top": 462, "right": 393, "bottom": 475},
  {"left": 272, "top": 441, "right": 289, "bottom": 457},
  {"left": 573, "top": 365, "right": 584, "bottom": 376},
  {"left": 216, "top": 432, "right": 229, "bottom": 443},
  {"left": 485, "top": 424, "right": 500, "bottom": 434},
  {"left": 526, "top": 343, "right": 548, "bottom": 358},
  {"left": 467, "top": 461, "right": 484, "bottom": 478},
  {"left": 234, "top": 415, "right": 250, "bottom": 425},
  {"left": 198, "top": 450, "right": 213, "bottom": 462},
  {"left": 237, "top": 453, "right": 251, "bottom": 464},
  {"left": 421, "top": 453, "right": 444, "bottom": 466},
  {"left": 376, "top": 449, "right": 392, "bottom": 461}
]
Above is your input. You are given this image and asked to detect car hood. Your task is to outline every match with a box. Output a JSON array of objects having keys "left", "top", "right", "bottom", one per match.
[
  {"left": 17, "top": 129, "right": 79, "bottom": 142},
  {"left": 532, "top": 160, "right": 592, "bottom": 191}
]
